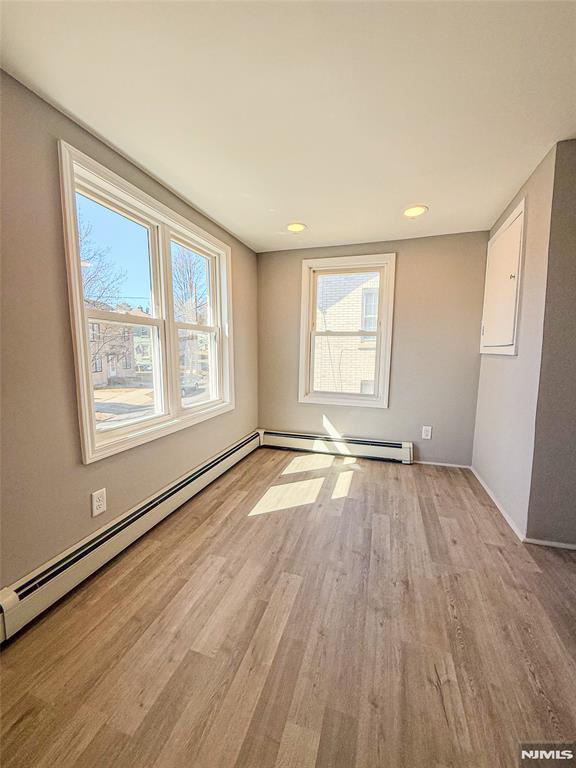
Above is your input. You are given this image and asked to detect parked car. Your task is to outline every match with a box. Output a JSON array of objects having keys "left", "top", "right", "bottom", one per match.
[{"left": 181, "top": 373, "right": 204, "bottom": 397}]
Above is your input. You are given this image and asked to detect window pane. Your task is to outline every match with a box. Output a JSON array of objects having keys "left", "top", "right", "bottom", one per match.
[
  {"left": 178, "top": 329, "right": 216, "bottom": 408},
  {"left": 76, "top": 193, "right": 153, "bottom": 315},
  {"left": 171, "top": 242, "right": 211, "bottom": 325},
  {"left": 315, "top": 271, "right": 380, "bottom": 332},
  {"left": 312, "top": 335, "right": 376, "bottom": 394},
  {"left": 90, "top": 321, "right": 162, "bottom": 428}
]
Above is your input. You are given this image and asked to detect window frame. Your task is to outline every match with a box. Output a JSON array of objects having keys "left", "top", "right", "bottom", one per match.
[
  {"left": 59, "top": 141, "right": 234, "bottom": 464},
  {"left": 298, "top": 253, "right": 395, "bottom": 408}
]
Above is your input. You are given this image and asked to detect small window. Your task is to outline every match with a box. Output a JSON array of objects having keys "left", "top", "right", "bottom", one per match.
[
  {"left": 299, "top": 254, "right": 395, "bottom": 408},
  {"left": 92, "top": 355, "right": 103, "bottom": 373},
  {"left": 60, "top": 142, "right": 234, "bottom": 463}
]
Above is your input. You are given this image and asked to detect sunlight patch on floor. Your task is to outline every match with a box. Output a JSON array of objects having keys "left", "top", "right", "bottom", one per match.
[
  {"left": 282, "top": 454, "right": 335, "bottom": 475},
  {"left": 248, "top": 477, "right": 325, "bottom": 516},
  {"left": 331, "top": 470, "right": 354, "bottom": 499}
]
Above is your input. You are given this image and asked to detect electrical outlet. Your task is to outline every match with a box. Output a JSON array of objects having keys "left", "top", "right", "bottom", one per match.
[
  {"left": 422, "top": 425, "right": 433, "bottom": 440},
  {"left": 91, "top": 488, "right": 107, "bottom": 517}
]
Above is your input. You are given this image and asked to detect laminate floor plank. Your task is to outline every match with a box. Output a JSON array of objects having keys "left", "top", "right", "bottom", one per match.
[{"left": 2, "top": 448, "right": 575, "bottom": 767}]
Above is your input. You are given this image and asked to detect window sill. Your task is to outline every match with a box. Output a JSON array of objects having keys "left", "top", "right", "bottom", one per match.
[
  {"left": 298, "top": 392, "right": 389, "bottom": 409},
  {"left": 84, "top": 399, "right": 234, "bottom": 463}
]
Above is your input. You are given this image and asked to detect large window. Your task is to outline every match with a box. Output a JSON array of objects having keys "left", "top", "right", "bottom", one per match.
[
  {"left": 298, "top": 254, "right": 395, "bottom": 408},
  {"left": 60, "top": 142, "right": 234, "bottom": 463}
]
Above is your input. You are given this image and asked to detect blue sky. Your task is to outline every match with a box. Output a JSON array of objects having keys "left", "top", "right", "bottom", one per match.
[{"left": 76, "top": 193, "right": 152, "bottom": 311}]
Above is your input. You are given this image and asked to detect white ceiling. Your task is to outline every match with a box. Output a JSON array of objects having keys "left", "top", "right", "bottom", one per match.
[{"left": 2, "top": 2, "right": 575, "bottom": 252}]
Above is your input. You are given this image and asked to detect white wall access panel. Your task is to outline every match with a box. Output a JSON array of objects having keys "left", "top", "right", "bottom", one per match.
[{"left": 480, "top": 200, "right": 525, "bottom": 355}]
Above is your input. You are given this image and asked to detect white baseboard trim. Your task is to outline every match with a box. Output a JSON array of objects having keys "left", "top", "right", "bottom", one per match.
[
  {"left": 469, "top": 466, "right": 526, "bottom": 542},
  {"left": 415, "top": 461, "right": 471, "bottom": 469},
  {"left": 0, "top": 431, "right": 260, "bottom": 642},
  {"left": 524, "top": 537, "right": 576, "bottom": 551},
  {"left": 470, "top": 467, "right": 576, "bottom": 551},
  {"left": 261, "top": 429, "right": 413, "bottom": 463}
]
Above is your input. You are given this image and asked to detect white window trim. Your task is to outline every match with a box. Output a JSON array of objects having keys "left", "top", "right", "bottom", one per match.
[
  {"left": 59, "top": 141, "right": 234, "bottom": 464},
  {"left": 298, "top": 253, "right": 396, "bottom": 408}
]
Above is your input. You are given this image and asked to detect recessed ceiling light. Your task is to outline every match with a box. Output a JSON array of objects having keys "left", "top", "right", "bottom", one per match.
[
  {"left": 403, "top": 204, "right": 429, "bottom": 219},
  {"left": 286, "top": 222, "right": 307, "bottom": 233}
]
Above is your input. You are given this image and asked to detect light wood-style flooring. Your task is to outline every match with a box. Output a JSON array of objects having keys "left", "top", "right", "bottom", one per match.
[{"left": 2, "top": 448, "right": 576, "bottom": 767}]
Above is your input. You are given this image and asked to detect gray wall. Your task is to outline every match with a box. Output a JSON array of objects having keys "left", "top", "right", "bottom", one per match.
[
  {"left": 528, "top": 140, "right": 576, "bottom": 544},
  {"left": 258, "top": 232, "right": 487, "bottom": 465},
  {"left": 1, "top": 73, "right": 259, "bottom": 586},
  {"left": 472, "top": 149, "right": 556, "bottom": 537},
  {"left": 2, "top": 72, "right": 573, "bottom": 590}
]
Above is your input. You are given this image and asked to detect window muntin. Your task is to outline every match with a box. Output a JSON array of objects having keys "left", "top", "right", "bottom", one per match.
[
  {"left": 60, "top": 142, "right": 234, "bottom": 463},
  {"left": 299, "top": 254, "right": 395, "bottom": 408}
]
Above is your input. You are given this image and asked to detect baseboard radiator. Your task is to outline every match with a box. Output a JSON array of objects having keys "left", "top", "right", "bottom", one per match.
[
  {"left": 0, "top": 431, "right": 260, "bottom": 642},
  {"left": 261, "top": 429, "right": 413, "bottom": 464}
]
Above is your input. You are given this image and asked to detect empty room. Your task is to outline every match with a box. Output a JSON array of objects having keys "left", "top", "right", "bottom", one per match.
[{"left": 1, "top": 2, "right": 575, "bottom": 767}]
